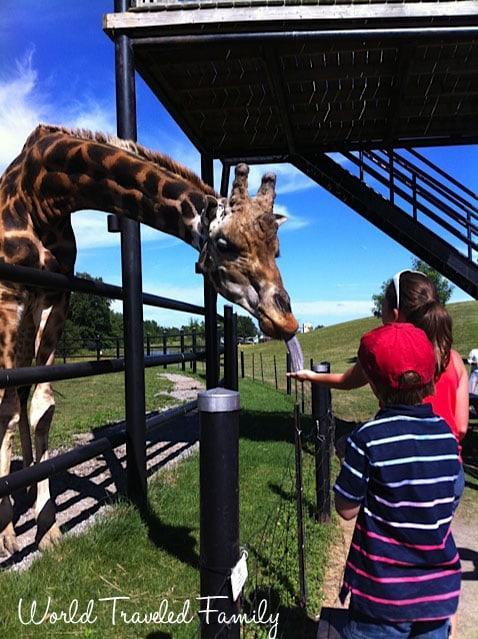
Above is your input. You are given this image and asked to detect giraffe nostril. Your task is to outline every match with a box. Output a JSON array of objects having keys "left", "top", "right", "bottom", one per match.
[{"left": 273, "top": 293, "right": 291, "bottom": 314}]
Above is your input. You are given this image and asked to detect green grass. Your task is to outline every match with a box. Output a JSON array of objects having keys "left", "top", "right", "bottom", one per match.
[
  {"left": 46, "top": 367, "right": 176, "bottom": 448},
  {"left": 0, "top": 379, "right": 334, "bottom": 638}
]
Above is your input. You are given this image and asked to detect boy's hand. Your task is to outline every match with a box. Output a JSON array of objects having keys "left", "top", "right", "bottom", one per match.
[{"left": 286, "top": 369, "right": 315, "bottom": 382}]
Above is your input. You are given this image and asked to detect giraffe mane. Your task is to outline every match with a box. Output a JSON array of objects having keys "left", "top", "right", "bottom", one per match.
[{"left": 27, "top": 124, "right": 217, "bottom": 196}]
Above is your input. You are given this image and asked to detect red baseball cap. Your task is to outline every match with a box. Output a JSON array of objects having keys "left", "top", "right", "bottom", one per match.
[{"left": 358, "top": 323, "right": 435, "bottom": 389}]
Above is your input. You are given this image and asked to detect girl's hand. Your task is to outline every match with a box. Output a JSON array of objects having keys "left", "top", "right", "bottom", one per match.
[{"left": 286, "top": 369, "right": 315, "bottom": 382}]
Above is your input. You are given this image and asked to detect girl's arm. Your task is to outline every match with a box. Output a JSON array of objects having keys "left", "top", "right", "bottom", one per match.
[
  {"left": 451, "top": 349, "right": 469, "bottom": 441},
  {"left": 288, "top": 361, "right": 369, "bottom": 390}
]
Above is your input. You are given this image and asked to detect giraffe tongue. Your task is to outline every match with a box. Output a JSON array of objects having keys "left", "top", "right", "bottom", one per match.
[{"left": 285, "top": 335, "right": 304, "bottom": 372}]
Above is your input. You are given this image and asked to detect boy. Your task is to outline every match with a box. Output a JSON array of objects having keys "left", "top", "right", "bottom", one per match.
[{"left": 335, "top": 323, "right": 461, "bottom": 639}]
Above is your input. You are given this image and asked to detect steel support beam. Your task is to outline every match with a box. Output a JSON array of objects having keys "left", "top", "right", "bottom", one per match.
[{"left": 115, "top": 0, "right": 147, "bottom": 508}]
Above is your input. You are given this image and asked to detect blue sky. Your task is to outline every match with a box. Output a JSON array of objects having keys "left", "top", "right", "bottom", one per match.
[{"left": 1, "top": 1, "right": 475, "bottom": 329}]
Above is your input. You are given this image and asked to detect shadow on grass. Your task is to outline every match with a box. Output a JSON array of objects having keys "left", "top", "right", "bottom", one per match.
[
  {"left": 139, "top": 503, "right": 199, "bottom": 570},
  {"left": 145, "top": 633, "right": 172, "bottom": 639},
  {"left": 244, "top": 586, "right": 317, "bottom": 639},
  {"left": 457, "top": 547, "right": 478, "bottom": 581},
  {"left": 240, "top": 409, "right": 315, "bottom": 444},
  {"left": 269, "top": 483, "right": 318, "bottom": 522}
]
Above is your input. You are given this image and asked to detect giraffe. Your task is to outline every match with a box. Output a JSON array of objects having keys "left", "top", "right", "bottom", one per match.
[{"left": 0, "top": 124, "right": 298, "bottom": 554}]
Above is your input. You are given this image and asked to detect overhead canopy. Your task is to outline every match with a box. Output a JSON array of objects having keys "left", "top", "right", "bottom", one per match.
[{"left": 104, "top": 0, "right": 478, "bottom": 158}]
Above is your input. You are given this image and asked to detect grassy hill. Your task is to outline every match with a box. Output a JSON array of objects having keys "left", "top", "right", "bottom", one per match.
[{"left": 240, "top": 300, "right": 478, "bottom": 423}]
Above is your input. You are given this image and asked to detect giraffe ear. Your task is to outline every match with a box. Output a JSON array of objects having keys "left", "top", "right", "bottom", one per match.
[{"left": 274, "top": 212, "right": 287, "bottom": 228}]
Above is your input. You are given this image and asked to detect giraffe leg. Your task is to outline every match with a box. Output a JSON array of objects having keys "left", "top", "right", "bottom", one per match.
[
  {"left": 0, "top": 295, "right": 26, "bottom": 556},
  {"left": 30, "top": 294, "right": 69, "bottom": 551},
  {"left": 16, "top": 315, "right": 35, "bottom": 470},
  {"left": 0, "top": 387, "right": 21, "bottom": 556}
]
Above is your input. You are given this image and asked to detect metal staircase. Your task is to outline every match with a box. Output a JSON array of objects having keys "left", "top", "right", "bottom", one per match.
[{"left": 292, "top": 149, "right": 478, "bottom": 298}]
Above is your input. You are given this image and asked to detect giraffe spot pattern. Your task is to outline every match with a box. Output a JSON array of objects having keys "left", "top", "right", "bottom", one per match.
[
  {"left": 2, "top": 204, "right": 27, "bottom": 231},
  {"left": 87, "top": 143, "right": 117, "bottom": 166},
  {"left": 181, "top": 201, "right": 195, "bottom": 220},
  {"left": 113, "top": 157, "right": 143, "bottom": 191},
  {"left": 163, "top": 180, "right": 187, "bottom": 200},
  {"left": 144, "top": 170, "right": 159, "bottom": 196},
  {"left": 3, "top": 237, "right": 40, "bottom": 268},
  {"left": 64, "top": 147, "right": 89, "bottom": 175},
  {"left": 189, "top": 192, "right": 206, "bottom": 213},
  {"left": 40, "top": 173, "right": 71, "bottom": 198}
]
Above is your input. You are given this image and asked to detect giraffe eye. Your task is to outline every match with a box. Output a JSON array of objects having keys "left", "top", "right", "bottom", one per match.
[{"left": 216, "top": 237, "right": 237, "bottom": 254}]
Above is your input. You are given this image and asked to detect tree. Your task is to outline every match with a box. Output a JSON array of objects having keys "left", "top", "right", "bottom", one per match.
[
  {"left": 66, "top": 272, "right": 112, "bottom": 342},
  {"left": 236, "top": 315, "right": 258, "bottom": 338},
  {"left": 371, "top": 259, "right": 454, "bottom": 317}
]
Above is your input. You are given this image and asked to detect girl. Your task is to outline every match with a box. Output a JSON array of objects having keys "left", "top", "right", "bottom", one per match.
[{"left": 290, "top": 269, "right": 469, "bottom": 446}]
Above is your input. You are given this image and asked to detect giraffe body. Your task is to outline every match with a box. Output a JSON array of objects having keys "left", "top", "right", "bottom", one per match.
[{"left": 0, "top": 125, "right": 298, "bottom": 553}]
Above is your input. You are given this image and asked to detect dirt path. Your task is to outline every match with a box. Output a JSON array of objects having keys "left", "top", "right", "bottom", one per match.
[{"left": 2, "top": 373, "right": 204, "bottom": 572}]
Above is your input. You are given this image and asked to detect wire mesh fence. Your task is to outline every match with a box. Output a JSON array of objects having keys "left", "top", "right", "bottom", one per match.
[{"left": 239, "top": 348, "right": 314, "bottom": 414}]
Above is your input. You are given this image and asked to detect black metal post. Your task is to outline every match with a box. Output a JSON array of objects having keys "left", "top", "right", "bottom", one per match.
[
  {"left": 286, "top": 353, "right": 292, "bottom": 395},
  {"left": 115, "top": 0, "right": 146, "bottom": 508},
  {"left": 294, "top": 403, "right": 307, "bottom": 609},
  {"left": 61, "top": 333, "right": 67, "bottom": 364},
  {"left": 232, "top": 313, "right": 238, "bottom": 390},
  {"left": 163, "top": 333, "right": 167, "bottom": 369},
  {"left": 240, "top": 350, "right": 245, "bottom": 379},
  {"left": 199, "top": 388, "right": 240, "bottom": 639},
  {"left": 180, "top": 330, "right": 185, "bottom": 371},
  {"left": 201, "top": 154, "right": 218, "bottom": 390},
  {"left": 311, "top": 361, "right": 333, "bottom": 522},
  {"left": 274, "top": 355, "right": 278, "bottom": 390},
  {"left": 95, "top": 334, "right": 101, "bottom": 362},
  {"left": 192, "top": 330, "right": 197, "bottom": 374},
  {"left": 224, "top": 306, "right": 238, "bottom": 391}
]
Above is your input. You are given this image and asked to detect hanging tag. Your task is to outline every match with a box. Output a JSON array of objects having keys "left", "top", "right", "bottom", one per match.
[{"left": 230, "top": 550, "right": 248, "bottom": 601}]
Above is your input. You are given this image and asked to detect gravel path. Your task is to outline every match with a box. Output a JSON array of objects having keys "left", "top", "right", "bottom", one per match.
[{"left": 2, "top": 373, "right": 204, "bottom": 572}]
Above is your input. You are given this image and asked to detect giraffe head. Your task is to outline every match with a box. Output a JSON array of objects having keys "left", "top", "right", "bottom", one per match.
[{"left": 198, "top": 164, "right": 299, "bottom": 339}]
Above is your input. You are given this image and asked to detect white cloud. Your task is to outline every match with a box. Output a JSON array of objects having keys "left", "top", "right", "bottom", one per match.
[
  {"left": 274, "top": 203, "right": 309, "bottom": 232},
  {"left": 293, "top": 300, "right": 373, "bottom": 317},
  {"left": 0, "top": 52, "right": 115, "bottom": 173},
  {"left": 0, "top": 51, "right": 47, "bottom": 171},
  {"left": 72, "top": 210, "right": 177, "bottom": 251}
]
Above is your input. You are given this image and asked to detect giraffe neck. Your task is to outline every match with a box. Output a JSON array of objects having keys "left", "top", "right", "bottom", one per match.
[{"left": 18, "top": 126, "right": 215, "bottom": 250}]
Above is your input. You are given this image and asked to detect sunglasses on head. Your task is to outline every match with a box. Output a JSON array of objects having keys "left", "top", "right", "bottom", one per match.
[{"left": 392, "top": 269, "right": 428, "bottom": 310}]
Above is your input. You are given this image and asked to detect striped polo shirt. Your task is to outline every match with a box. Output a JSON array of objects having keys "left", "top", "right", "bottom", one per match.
[{"left": 334, "top": 403, "right": 461, "bottom": 622}]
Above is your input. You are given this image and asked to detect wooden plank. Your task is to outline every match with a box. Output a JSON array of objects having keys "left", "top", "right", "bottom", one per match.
[{"left": 104, "top": 2, "right": 478, "bottom": 34}]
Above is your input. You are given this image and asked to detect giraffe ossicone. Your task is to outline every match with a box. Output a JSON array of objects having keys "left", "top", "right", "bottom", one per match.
[{"left": 0, "top": 124, "right": 298, "bottom": 554}]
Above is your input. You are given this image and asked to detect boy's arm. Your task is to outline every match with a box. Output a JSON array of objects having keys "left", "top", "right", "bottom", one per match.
[
  {"left": 288, "top": 362, "right": 368, "bottom": 390},
  {"left": 335, "top": 494, "right": 361, "bottom": 521}
]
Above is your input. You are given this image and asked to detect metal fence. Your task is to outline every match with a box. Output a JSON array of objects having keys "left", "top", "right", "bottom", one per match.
[{"left": 0, "top": 252, "right": 238, "bottom": 502}]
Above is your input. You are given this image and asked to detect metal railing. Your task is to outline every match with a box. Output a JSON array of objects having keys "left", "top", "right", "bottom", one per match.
[
  {"left": 0, "top": 248, "right": 237, "bottom": 507},
  {"left": 342, "top": 148, "right": 478, "bottom": 261}
]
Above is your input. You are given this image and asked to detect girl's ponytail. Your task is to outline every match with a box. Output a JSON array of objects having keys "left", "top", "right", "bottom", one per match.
[
  {"left": 385, "top": 270, "right": 453, "bottom": 378},
  {"left": 406, "top": 300, "right": 452, "bottom": 378}
]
